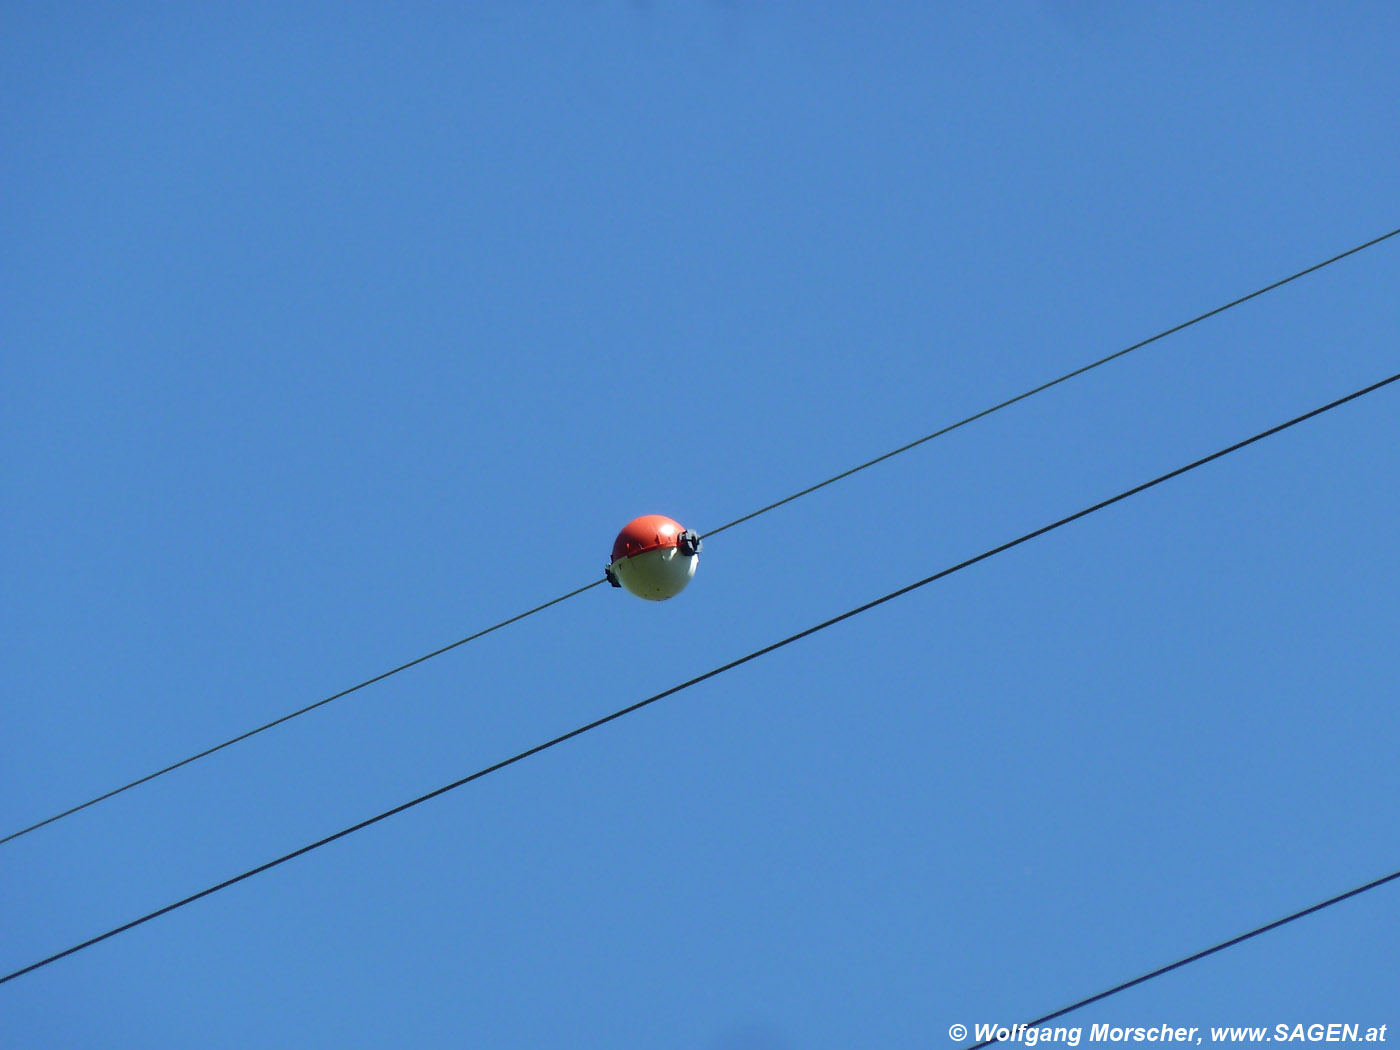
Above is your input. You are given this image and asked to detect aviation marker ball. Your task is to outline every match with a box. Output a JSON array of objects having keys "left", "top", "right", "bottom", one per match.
[{"left": 606, "top": 515, "right": 702, "bottom": 601}]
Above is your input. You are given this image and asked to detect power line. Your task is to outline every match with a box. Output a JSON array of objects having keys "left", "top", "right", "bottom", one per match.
[
  {"left": 702, "top": 225, "right": 1400, "bottom": 538},
  {"left": 0, "top": 580, "right": 605, "bottom": 846},
  {"left": 4, "top": 370, "right": 1393, "bottom": 986},
  {"left": 5, "top": 226, "right": 1395, "bottom": 847},
  {"left": 964, "top": 867, "right": 1400, "bottom": 1048}
]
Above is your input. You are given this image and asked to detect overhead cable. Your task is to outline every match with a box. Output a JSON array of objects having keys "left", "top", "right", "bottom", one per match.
[
  {"left": 963, "top": 867, "right": 1400, "bottom": 1048},
  {"left": 0, "top": 580, "right": 605, "bottom": 846},
  {"left": 3, "top": 369, "right": 1393, "bottom": 985},
  {"left": 5, "top": 227, "right": 1395, "bottom": 846},
  {"left": 701, "top": 226, "right": 1400, "bottom": 538}
]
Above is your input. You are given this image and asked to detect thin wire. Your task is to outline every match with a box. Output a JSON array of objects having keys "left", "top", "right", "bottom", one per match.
[
  {"left": 5, "top": 226, "right": 1395, "bottom": 848},
  {"left": 701, "top": 226, "right": 1400, "bottom": 539},
  {"left": 4, "top": 370, "right": 1393, "bottom": 986},
  {"left": 964, "top": 868, "right": 1400, "bottom": 1048},
  {"left": 0, "top": 579, "right": 605, "bottom": 846}
]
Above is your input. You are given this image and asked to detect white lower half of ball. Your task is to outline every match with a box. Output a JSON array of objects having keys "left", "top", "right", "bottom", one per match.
[{"left": 611, "top": 546, "right": 699, "bottom": 601}]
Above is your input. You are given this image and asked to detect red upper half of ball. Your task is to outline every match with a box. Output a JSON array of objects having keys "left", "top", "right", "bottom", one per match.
[{"left": 610, "top": 514, "right": 686, "bottom": 564}]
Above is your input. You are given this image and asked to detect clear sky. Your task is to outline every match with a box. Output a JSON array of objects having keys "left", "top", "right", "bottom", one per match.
[{"left": 2, "top": 3, "right": 1397, "bottom": 1047}]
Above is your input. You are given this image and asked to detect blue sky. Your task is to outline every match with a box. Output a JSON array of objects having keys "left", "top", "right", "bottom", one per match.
[{"left": 2, "top": 3, "right": 1397, "bottom": 1046}]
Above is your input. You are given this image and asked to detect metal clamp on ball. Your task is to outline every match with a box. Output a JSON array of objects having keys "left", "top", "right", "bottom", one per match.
[{"left": 678, "top": 529, "right": 702, "bottom": 556}]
